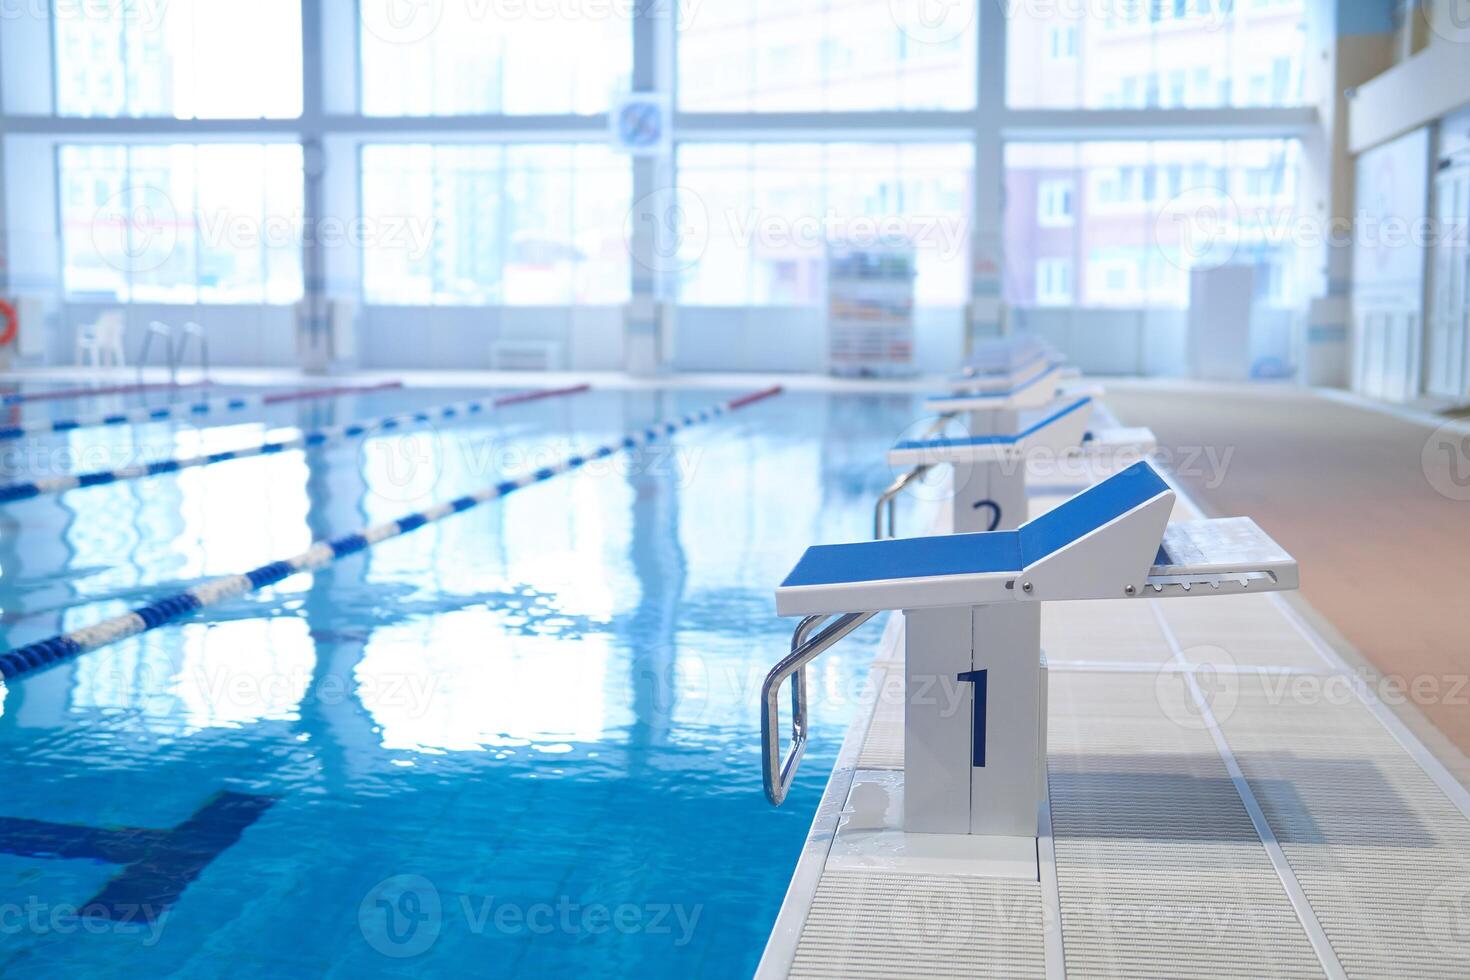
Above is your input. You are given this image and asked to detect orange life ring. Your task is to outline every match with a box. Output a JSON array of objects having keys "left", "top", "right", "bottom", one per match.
[{"left": 0, "top": 301, "right": 16, "bottom": 347}]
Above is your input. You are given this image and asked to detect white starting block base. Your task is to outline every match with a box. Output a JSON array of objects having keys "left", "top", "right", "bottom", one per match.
[{"left": 829, "top": 771, "right": 1040, "bottom": 881}]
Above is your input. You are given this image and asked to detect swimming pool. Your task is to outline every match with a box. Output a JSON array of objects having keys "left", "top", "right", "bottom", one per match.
[{"left": 0, "top": 382, "right": 927, "bottom": 977}]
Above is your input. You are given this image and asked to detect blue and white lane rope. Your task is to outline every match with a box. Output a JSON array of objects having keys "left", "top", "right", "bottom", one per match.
[
  {"left": 0, "top": 383, "right": 590, "bottom": 504},
  {"left": 0, "top": 380, "right": 403, "bottom": 441},
  {"left": 0, "top": 386, "right": 782, "bottom": 681}
]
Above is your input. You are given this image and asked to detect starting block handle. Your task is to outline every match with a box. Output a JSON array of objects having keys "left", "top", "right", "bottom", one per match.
[
  {"left": 762, "top": 610, "right": 876, "bottom": 806},
  {"left": 874, "top": 413, "right": 955, "bottom": 539},
  {"left": 874, "top": 465, "right": 929, "bottom": 539}
]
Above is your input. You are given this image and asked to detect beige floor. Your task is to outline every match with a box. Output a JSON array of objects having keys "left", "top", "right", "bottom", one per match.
[{"left": 1107, "top": 382, "right": 1470, "bottom": 762}]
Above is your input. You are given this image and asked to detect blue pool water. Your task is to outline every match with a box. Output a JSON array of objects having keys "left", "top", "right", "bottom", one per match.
[{"left": 0, "top": 383, "right": 929, "bottom": 977}]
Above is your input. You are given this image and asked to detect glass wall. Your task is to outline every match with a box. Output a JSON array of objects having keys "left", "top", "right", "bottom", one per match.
[
  {"left": 675, "top": 143, "right": 972, "bottom": 306},
  {"left": 360, "top": 144, "right": 632, "bottom": 305},
  {"left": 37, "top": 2, "right": 1318, "bottom": 330},
  {"left": 1003, "top": 140, "right": 1303, "bottom": 310},
  {"left": 1006, "top": 0, "right": 1309, "bottom": 109},
  {"left": 678, "top": 0, "right": 977, "bottom": 111},
  {"left": 54, "top": 0, "right": 302, "bottom": 118},
  {"left": 359, "top": 0, "right": 632, "bottom": 115},
  {"left": 59, "top": 144, "right": 305, "bottom": 303}
]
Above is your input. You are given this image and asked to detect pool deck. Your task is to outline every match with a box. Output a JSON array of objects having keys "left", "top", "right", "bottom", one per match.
[{"left": 757, "top": 459, "right": 1470, "bottom": 979}]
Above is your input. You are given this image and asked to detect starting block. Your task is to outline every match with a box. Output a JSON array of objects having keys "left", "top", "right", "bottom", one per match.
[
  {"left": 957, "top": 336, "right": 1061, "bottom": 385},
  {"left": 926, "top": 371, "right": 1092, "bottom": 440},
  {"left": 762, "top": 461, "right": 1297, "bottom": 849},
  {"left": 951, "top": 350, "right": 1064, "bottom": 397},
  {"left": 879, "top": 396, "right": 1157, "bottom": 536}
]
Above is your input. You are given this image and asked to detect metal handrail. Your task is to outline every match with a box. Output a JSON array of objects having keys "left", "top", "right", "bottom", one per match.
[
  {"left": 761, "top": 610, "right": 877, "bottom": 806},
  {"left": 873, "top": 413, "right": 954, "bottom": 540},
  {"left": 874, "top": 464, "right": 929, "bottom": 540}
]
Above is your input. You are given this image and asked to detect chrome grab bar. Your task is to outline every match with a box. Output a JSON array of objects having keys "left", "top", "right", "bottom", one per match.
[
  {"left": 761, "top": 610, "right": 877, "bottom": 806},
  {"left": 873, "top": 413, "right": 954, "bottom": 540},
  {"left": 874, "top": 465, "right": 930, "bottom": 540}
]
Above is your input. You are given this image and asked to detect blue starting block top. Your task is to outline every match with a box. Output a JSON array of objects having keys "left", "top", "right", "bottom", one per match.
[
  {"left": 893, "top": 397, "right": 1092, "bottom": 453},
  {"left": 782, "top": 461, "right": 1170, "bottom": 590},
  {"left": 928, "top": 365, "right": 1056, "bottom": 406},
  {"left": 961, "top": 347, "right": 1051, "bottom": 379}
]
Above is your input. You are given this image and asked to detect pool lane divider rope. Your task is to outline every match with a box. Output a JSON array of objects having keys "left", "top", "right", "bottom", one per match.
[
  {"left": 0, "top": 380, "right": 212, "bottom": 406},
  {"left": 0, "top": 381, "right": 404, "bottom": 441},
  {"left": 0, "top": 384, "right": 591, "bottom": 504},
  {"left": 0, "top": 385, "right": 782, "bottom": 681}
]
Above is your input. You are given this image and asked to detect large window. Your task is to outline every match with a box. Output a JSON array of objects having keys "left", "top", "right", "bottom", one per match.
[
  {"left": 1007, "top": 0, "right": 1308, "bottom": 108},
  {"left": 59, "top": 143, "right": 305, "bottom": 303},
  {"left": 1003, "top": 140, "right": 1302, "bottom": 310},
  {"left": 360, "top": 144, "right": 632, "bottom": 305},
  {"left": 674, "top": 143, "right": 972, "bottom": 306},
  {"left": 678, "top": 0, "right": 977, "bottom": 111},
  {"left": 53, "top": 0, "right": 302, "bottom": 118},
  {"left": 358, "top": 0, "right": 632, "bottom": 116}
]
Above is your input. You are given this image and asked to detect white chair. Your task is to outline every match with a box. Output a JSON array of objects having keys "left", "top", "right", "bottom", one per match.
[{"left": 76, "top": 310, "right": 127, "bottom": 368}]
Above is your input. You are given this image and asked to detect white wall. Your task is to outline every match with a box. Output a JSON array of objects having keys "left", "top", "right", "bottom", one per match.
[
  {"left": 358, "top": 305, "right": 624, "bottom": 371},
  {"left": 671, "top": 306, "right": 964, "bottom": 375},
  {"left": 1351, "top": 126, "right": 1430, "bottom": 401}
]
